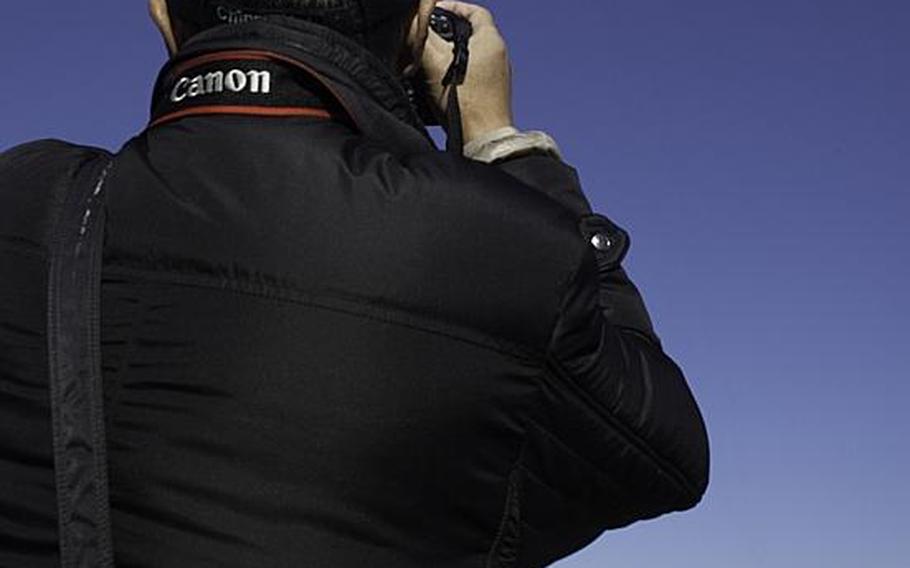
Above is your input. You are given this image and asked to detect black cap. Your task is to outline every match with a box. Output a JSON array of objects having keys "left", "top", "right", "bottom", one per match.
[{"left": 167, "top": 0, "right": 420, "bottom": 69}]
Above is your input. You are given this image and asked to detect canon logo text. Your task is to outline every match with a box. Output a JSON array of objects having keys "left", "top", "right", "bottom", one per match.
[{"left": 171, "top": 69, "right": 273, "bottom": 103}]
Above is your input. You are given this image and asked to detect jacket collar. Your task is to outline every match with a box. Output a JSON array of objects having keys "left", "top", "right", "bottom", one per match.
[{"left": 149, "top": 16, "right": 436, "bottom": 155}]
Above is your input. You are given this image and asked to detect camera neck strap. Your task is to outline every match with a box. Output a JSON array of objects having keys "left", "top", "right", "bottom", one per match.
[
  {"left": 437, "top": 13, "right": 473, "bottom": 154},
  {"left": 149, "top": 50, "right": 349, "bottom": 129},
  {"left": 47, "top": 155, "right": 116, "bottom": 568}
]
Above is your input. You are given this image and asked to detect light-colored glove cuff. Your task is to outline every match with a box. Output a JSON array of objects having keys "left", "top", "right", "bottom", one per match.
[{"left": 463, "top": 126, "right": 564, "bottom": 163}]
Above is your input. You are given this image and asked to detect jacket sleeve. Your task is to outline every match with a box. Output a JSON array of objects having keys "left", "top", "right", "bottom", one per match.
[{"left": 495, "top": 153, "right": 710, "bottom": 527}]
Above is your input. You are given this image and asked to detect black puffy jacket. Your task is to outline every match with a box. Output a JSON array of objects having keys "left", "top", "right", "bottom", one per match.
[{"left": 0, "top": 17, "right": 709, "bottom": 568}]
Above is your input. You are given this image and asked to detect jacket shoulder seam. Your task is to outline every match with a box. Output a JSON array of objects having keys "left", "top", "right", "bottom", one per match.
[{"left": 102, "top": 264, "right": 545, "bottom": 364}]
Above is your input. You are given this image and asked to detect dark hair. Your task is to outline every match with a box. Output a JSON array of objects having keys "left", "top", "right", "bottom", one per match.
[{"left": 167, "top": 0, "right": 420, "bottom": 68}]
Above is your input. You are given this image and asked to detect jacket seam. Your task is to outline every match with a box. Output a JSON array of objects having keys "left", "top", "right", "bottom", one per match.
[
  {"left": 101, "top": 263, "right": 543, "bottom": 365},
  {"left": 485, "top": 443, "right": 525, "bottom": 568},
  {"left": 542, "top": 356, "right": 700, "bottom": 500},
  {"left": 523, "top": 417, "right": 624, "bottom": 495}
]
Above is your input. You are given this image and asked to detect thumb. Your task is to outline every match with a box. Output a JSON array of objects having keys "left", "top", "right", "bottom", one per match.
[{"left": 434, "top": 1, "right": 496, "bottom": 28}]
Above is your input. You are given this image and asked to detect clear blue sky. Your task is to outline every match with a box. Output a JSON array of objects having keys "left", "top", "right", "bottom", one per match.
[{"left": 2, "top": 1, "right": 908, "bottom": 566}]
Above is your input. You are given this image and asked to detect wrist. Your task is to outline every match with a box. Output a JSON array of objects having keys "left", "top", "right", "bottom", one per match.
[
  {"left": 463, "top": 127, "right": 564, "bottom": 164},
  {"left": 462, "top": 115, "right": 515, "bottom": 146}
]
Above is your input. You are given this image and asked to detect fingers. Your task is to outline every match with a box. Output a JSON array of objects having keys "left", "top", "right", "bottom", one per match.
[
  {"left": 434, "top": 1, "right": 496, "bottom": 28},
  {"left": 424, "top": 24, "right": 452, "bottom": 56}
]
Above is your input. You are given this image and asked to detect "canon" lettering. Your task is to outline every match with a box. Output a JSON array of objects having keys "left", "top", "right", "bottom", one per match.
[
  {"left": 216, "top": 5, "right": 263, "bottom": 25},
  {"left": 170, "top": 69, "right": 272, "bottom": 103}
]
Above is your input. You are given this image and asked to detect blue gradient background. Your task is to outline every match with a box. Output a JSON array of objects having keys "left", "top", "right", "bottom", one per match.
[{"left": 2, "top": 1, "right": 908, "bottom": 566}]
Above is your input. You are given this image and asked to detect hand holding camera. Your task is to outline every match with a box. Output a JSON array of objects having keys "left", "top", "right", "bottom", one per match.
[{"left": 420, "top": 1, "right": 515, "bottom": 145}]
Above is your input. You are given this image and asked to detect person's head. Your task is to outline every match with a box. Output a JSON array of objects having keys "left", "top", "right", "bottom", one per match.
[{"left": 149, "top": 0, "right": 437, "bottom": 76}]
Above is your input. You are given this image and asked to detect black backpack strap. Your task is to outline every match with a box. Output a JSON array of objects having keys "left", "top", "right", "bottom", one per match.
[{"left": 47, "top": 155, "right": 116, "bottom": 568}]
